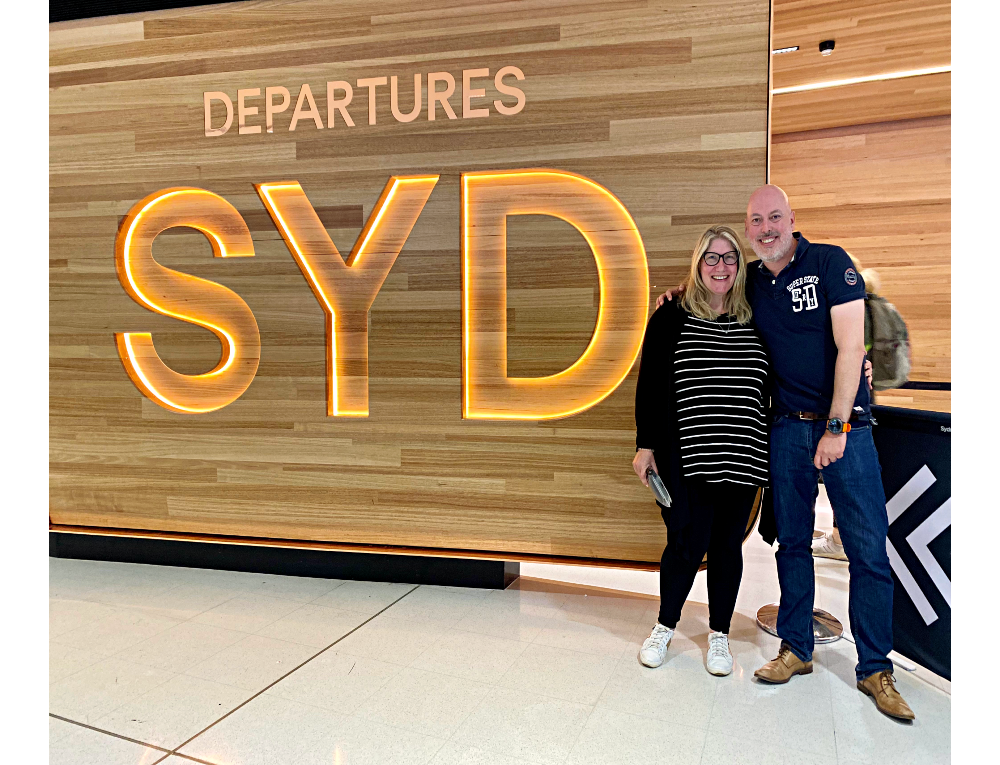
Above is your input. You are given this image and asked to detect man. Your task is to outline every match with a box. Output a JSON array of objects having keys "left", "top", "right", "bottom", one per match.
[{"left": 659, "top": 185, "right": 913, "bottom": 721}]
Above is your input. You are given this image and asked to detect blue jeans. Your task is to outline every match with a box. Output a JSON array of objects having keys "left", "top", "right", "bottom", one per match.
[{"left": 770, "top": 417, "right": 895, "bottom": 681}]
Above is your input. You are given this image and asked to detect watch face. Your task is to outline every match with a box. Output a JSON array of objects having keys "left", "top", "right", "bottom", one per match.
[{"left": 828, "top": 418, "right": 843, "bottom": 433}]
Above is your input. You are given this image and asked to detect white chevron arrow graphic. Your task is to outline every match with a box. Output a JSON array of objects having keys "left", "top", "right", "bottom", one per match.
[
  {"left": 907, "top": 498, "right": 951, "bottom": 607},
  {"left": 885, "top": 465, "right": 939, "bottom": 625}
]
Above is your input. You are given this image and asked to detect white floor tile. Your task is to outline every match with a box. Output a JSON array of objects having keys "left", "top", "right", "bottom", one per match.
[
  {"left": 386, "top": 585, "right": 489, "bottom": 625},
  {"left": 410, "top": 628, "right": 530, "bottom": 684},
  {"left": 80, "top": 576, "right": 183, "bottom": 611},
  {"left": 50, "top": 642, "right": 103, "bottom": 684},
  {"left": 566, "top": 707, "right": 706, "bottom": 765},
  {"left": 244, "top": 572, "right": 345, "bottom": 602},
  {"left": 532, "top": 614, "right": 634, "bottom": 658},
  {"left": 52, "top": 608, "right": 181, "bottom": 659},
  {"left": 454, "top": 596, "right": 563, "bottom": 643},
  {"left": 485, "top": 587, "right": 569, "bottom": 611},
  {"left": 451, "top": 686, "right": 592, "bottom": 765},
  {"left": 497, "top": 642, "right": 619, "bottom": 705},
  {"left": 183, "top": 633, "right": 315, "bottom": 691},
  {"left": 707, "top": 663, "right": 837, "bottom": 757},
  {"left": 126, "top": 621, "right": 247, "bottom": 674},
  {"left": 49, "top": 718, "right": 167, "bottom": 765},
  {"left": 558, "top": 593, "right": 649, "bottom": 626},
  {"left": 355, "top": 666, "right": 490, "bottom": 738},
  {"left": 255, "top": 603, "right": 368, "bottom": 648},
  {"left": 48, "top": 557, "right": 950, "bottom": 765},
  {"left": 49, "top": 716, "right": 78, "bottom": 745},
  {"left": 597, "top": 655, "right": 719, "bottom": 730},
  {"left": 294, "top": 716, "right": 446, "bottom": 765},
  {"left": 94, "top": 674, "right": 249, "bottom": 749},
  {"left": 310, "top": 580, "right": 415, "bottom": 616},
  {"left": 265, "top": 650, "right": 402, "bottom": 714},
  {"left": 190, "top": 592, "right": 304, "bottom": 634},
  {"left": 130, "top": 582, "right": 240, "bottom": 621},
  {"left": 701, "top": 730, "right": 838, "bottom": 765},
  {"left": 49, "top": 657, "right": 175, "bottom": 724},
  {"left": 826, "top": 652, "right": 951, "bottom": 765},
  {"left": 49, "top": 560, "right": 105, "bottom": 600},
  {"left": 177, "top": 692, "right": 347, "bottom": 765},
  {"left": 429, "top": 741, "right": 540, "bottom": 765},
  {"left": 333, "top": 611, "right": 450, "bottom": 665},
  {"left": 49, "top": 598, "right": 119, "bottom": 638}
]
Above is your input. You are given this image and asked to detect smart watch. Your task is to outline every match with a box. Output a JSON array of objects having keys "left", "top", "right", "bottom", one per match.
[{"left": 826, "top": 417, "right": 851, "bottom": 435}]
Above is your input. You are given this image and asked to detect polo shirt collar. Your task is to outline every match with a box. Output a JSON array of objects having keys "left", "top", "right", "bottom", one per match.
[{"left": 792, "top": 232, "right": 809, "bottom": 261}]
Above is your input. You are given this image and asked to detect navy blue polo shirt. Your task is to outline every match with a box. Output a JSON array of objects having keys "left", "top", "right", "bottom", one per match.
[{"left": 747, "top": 233, "right": 870, "bottom": 417}]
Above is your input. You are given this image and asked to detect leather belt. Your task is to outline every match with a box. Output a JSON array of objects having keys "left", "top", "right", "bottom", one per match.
[{"left": 786, "top": 411, "right": 861, "bottom": 421}]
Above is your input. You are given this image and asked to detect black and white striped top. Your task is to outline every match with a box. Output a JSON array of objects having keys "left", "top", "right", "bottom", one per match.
[{"left": 674, "top": 314, "right": 769, "bottom": 486}]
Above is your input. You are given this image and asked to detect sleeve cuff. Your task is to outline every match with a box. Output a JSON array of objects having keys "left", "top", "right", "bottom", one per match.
[{"left": 828, "top": 293, "right": 865, "bottom": 308}]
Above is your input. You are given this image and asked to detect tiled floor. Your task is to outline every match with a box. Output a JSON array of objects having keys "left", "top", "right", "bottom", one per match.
[{"left": 49, "top": 518, "right": 950, "bottom": 764}]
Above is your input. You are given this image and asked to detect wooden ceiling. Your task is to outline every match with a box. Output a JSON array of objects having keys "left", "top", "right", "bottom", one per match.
[{"left": 771, "top": 0, "right": 951, "bottom": 133}]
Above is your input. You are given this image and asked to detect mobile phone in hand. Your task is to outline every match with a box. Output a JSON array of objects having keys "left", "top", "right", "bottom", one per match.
[{"left": 646, "top": 468, "right": 672, "bottom": 507}]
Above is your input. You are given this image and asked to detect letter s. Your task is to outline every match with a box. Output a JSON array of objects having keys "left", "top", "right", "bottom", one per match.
[{"left": 114, "top": 188, "right": 260, "bottom": 413}]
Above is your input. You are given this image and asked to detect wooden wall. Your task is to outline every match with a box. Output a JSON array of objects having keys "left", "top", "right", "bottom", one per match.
[
  {"left": 769, "top": 0, "right": 951, "bottom": 413},
  {"left": 770, "top": 117, "right": 951, "bottom": 411},
  {"left": 769, "top": 0, "right": 952, "bottom": 139},
  {"left": 50, "top": 0, "right": 771, "bottom": 564}
]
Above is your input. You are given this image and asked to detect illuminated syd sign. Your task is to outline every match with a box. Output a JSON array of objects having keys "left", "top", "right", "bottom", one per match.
[{"left": 114, "top": 169, "right": 649, "bottom": 420}]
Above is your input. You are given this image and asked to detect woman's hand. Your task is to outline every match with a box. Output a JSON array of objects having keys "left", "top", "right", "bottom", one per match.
[
  {"left": 633, "top": 449, "right": 657, "bottom": 486},
  {"left": 654, "top": 282, "right": 687, "bottom": 308}
]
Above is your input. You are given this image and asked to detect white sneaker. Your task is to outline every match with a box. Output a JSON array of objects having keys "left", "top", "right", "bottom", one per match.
[
  {"left": 812, "top": 532, "right": 848, "bottom": 561},
  {"left": 638, "top": 623, "right": 674, "bottom": 667},
  {"left": 706, "top": 631, "right": 733, "bottom": 676}
]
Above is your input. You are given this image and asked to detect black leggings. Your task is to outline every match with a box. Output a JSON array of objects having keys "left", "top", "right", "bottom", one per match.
[{"left": 658, "top": 481, "right": 759, "bottom": 634}]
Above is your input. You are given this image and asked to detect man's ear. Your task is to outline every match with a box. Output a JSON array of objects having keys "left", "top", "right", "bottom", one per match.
[{"left": 789, "top": 209, "right": 795, "bottom": 228}]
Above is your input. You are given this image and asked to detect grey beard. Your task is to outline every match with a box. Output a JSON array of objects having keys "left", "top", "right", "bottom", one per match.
[{"left": 752, "top": 235, "right": 793, "bottom": 262}]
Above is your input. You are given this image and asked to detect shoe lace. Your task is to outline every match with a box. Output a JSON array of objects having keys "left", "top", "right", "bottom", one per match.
[
  {"left": 708, "top": 633, "right": 729, "bottom": 659},
  {"left": 646, "top": 624, "right": 671, "bottom": 648},
  {"left": 879, "top": 670, "right": 898, "bottom": 691}
]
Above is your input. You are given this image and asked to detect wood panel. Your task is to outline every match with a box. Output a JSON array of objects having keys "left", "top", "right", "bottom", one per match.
[
  {"left": 770, "top": 0, "right": 950, "bottom": 134},
  {"left": 49, "top": 0, "right": 771, "bottom": 564},
  {"left": 770, "top": 115, "right": 950, "bottom": 412},
  {"left": 771, "top": 71, "right": 950, "bottom": 135}
]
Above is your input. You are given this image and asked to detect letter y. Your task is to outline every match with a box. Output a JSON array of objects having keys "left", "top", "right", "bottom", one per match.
[{"left": 256, "top": 176, "right": 438, "bottom": 416}]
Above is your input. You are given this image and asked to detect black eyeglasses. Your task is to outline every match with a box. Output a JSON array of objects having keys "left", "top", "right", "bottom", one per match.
[{"left": 702, "top": 251, "right": 739, "bottom": 266}]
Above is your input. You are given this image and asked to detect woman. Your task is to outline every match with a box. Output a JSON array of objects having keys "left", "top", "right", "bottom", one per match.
[{"left": 632, "top": 225, "right": 768, "bottom": 677}]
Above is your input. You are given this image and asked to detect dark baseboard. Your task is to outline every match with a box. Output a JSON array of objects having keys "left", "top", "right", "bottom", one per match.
[
  {"left": 51, "top": 1, "right": 235, "bottom": 23},
  {"left": 49, "top": 531, "right": 520, "bottom": 590}
]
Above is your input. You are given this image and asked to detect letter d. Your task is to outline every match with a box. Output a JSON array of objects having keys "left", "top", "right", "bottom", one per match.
[{"left": 461, "top": 169, "right": 649, "bottom": 419}]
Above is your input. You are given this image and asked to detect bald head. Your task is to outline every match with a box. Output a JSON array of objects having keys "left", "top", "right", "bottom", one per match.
[
  {"left": 745, "top": 184, "right": 795, "bottom": 264},
  {"left": 747, "top": 184, "right": 791, "bottom": 218}
]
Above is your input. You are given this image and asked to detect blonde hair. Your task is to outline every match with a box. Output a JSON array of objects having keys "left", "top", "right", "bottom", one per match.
[
  {"left": 848, "top": 252, "right": 880, "bottom": 295},
  {"left": 680, "top": 225, "right": 753, "bottom": 324}
]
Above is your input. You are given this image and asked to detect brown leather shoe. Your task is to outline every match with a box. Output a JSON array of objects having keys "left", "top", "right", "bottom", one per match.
[
  {"left": 753, "top": 644, "right": 813, "bottom": 684},
  {"left": 857, "top": 670, "right": 915, "bottom": 721}
]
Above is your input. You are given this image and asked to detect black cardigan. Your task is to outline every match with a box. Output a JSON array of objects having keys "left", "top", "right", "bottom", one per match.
[{"left": 634, "top": 300, "right": 777, "bottom": 549}]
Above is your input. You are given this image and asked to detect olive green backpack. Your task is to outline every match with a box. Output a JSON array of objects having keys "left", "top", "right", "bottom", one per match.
[{"left": 864, "top": 295, "right": 911, "bottom": 391}]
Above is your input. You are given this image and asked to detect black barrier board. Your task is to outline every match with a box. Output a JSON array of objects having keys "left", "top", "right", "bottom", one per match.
[{"left": 872, "top": 405, "right": 951, "bottom": 680}]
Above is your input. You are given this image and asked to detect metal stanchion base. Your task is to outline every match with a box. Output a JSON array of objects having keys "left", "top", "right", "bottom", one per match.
[{"left": 755, "top": 603, "right": 843, "bottom": 643}]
